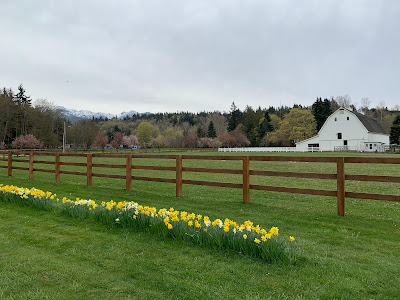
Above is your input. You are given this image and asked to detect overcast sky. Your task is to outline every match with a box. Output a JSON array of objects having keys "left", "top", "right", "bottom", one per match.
[{"left": 1, "top": 0, "right": 399, "bottom": 114}]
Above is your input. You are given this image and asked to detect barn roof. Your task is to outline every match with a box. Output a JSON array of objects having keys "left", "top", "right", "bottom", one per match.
[{"left": 352, "top": 111, "right": 388, "bottom": 134}]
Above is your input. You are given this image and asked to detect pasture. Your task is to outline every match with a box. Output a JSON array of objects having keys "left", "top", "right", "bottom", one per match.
[{"left": 0, "top": 151, "right": 399, "bottom": 299}]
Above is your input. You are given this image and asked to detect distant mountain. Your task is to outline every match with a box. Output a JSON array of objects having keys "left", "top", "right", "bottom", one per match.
[
  {"left": 57, "top": 106, "right": 147, "bottom": 123},
  {"left": 119, "top": 110, "right": 141, "bottom": 119}
]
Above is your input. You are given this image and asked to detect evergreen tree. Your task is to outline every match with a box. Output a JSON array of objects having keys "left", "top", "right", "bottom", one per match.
[
  {"left": 275, "top": 105, "right": 291, "bottom": 119},
  {"left": 257, "top": 111, "right": 273, "bottom": 143},
  {"left": 312, "top": 97, "right": 331, "bottom": 131},
  {"left": 0, "top": 88, "right": 16, "bottom": 144},
  {"left": 267, "top": 106, "right": 276, "bottom": 115},
  {"left": 227, "top": 102, "right": 242, "bottom": 131},
  {"left": 207, "top": 121, "right": 217, "bottom": 138},
  {"left": 323, "top": 98, "right": 332, "bottom": 114},
  {"left": 243, "top": 106, "right": 260, "bottom": 146},
  {"left": 14, "top": 84, "right": 32, "bottom": 106},
  {"left": 13, "top": 84, "right": 32, "bottom": 135},
  {"left": 196, "top": 125, "right": 206, "bottom": 138},
  {"left": 389, "top": 115, "right": 400, "bottom": 145}
]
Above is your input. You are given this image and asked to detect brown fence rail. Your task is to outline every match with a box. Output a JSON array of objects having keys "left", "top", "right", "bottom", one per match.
[{"left": 1, "top": 151, "right": 400, "bottom": 216}]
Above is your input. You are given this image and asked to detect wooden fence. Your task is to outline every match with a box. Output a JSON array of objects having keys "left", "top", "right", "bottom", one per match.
[{"left": 1, "top": 151, "right": 400, "bottom": 216}]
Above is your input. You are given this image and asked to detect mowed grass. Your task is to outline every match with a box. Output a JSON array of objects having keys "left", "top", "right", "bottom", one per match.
[{"left": 1, "top": 151, "right": 400, "bottom": 299}]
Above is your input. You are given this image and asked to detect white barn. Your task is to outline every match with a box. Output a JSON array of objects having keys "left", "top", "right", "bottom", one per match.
[{"left": 296, "top": 108, "right": 389, "bottom": 152}]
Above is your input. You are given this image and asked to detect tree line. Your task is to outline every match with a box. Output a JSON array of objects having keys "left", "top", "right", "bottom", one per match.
[
  {"left": 1, "top": 85, "right": 400, "bottom": 150},
  {"left": 0, "top": 85, "right": 64, "bottom": 149}
]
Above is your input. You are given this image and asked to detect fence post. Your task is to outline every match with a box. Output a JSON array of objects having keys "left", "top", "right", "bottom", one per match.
[
  {"left": 7, "top": 150, "right": 12, "bottom": 177},
  {"left": 243, "top": 156, "right": 250, "bottom": 204},
  {"left": 55, "top": 153, "right": 60, "bottom": 183},
  {"left": 87, "top": 153, "right": 92, "bottom": 186},
  {"left": 337, "top": 157, "right": 345, "bottom": 216},
  {"left": 176, "top": 155, "right": 182, "bottom": 197},
  {"left": 126, "top": 155, "right": 132, "bottom": 191},
  {"left": 29, "top": 151, "right": 34, "bottom": 179}
]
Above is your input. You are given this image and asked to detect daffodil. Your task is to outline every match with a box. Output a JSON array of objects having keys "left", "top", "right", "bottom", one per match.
[
  {"left": 1, "top": 183, "right": 298, "bottom": 263},
  {"left": 270, "top": 227, "right": 279, "bottom": 236}
]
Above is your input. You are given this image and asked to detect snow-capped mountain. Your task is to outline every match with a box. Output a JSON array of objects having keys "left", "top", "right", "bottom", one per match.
[
  {"left": 57, "top": 106, "right": 146, "bottom": 123},
  {"left": 119, "top": 110, "right": 141, "bottom": 119},
  {"left": 62, "top": 108, "right": 115, "bottom": 119}
]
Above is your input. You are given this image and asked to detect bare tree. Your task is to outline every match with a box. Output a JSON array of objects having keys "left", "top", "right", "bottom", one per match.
[
  {"left": 376, "top": 101, "right": 387, "bottom": 122},
  {"left": 335, "top": 95, "right": 352, "bottom": 109},
  {"left": 360, "top": 98, "right": 371, "bottom": 114}
]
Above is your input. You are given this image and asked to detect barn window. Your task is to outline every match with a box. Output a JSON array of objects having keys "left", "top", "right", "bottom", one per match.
[
  {"left": 337, "top": 133, "right": 342, "bottom": 139},
  {"left": 334, "top": 118, "right": 337, "bottom": 121},
  {"left": 347, "top": 117, "right": 349, "bottom": 120}
]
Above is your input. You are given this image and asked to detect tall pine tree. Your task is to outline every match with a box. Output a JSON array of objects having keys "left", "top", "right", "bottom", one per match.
[
  {"left": 243, "top": 106, "right": 258, "bottom": 146},
  {"left": 207, "top": 121, "right": 217, "bottom": 138},
  {"left": 257, "top": 111, "right": 273, "bottom": 144},
  {"left": 389, "top": 115, "right": 400, "bottom": 145},
  {"left": 13, "top": 84, "right": 32, "bottom": 135},
  {"left": 196, "top": 125, "right": 206, "bottom": 138},
  {"left": 312, "top": 97, "right": 331, "bottom": 131},
  {"left": 227, "top": 102, "right": 242, "bottom": 131},
  {"left": 14, "top": 84, "right": 32, "bottom": 106}
]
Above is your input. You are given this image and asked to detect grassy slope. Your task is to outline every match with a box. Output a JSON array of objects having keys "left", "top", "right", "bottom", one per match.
[{"left": 1, "top": 151, "right": 400, "bottom": 299}]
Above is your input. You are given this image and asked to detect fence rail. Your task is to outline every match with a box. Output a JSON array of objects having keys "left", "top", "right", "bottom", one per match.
[{"left": 1, "top": 151, "right": 400, "bottom": 216}]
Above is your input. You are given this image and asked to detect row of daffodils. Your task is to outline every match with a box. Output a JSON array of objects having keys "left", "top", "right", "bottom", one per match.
[{"left": 0, "top": 184, "right": 299, "bottom": 263}]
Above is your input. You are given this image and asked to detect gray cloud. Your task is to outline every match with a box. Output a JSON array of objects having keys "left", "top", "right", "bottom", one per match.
[{"left": 1, "top": 0, "right": 399, "bottom": 114}]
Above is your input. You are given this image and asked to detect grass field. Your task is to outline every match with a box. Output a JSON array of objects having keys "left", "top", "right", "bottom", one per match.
[{"left": 1, "top": 151, "right": 400, "bottom": 299}]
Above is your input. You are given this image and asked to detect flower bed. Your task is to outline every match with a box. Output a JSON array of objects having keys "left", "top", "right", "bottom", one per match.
[{"left": 0, "top": 184, "right": 299, "bottom": 263}]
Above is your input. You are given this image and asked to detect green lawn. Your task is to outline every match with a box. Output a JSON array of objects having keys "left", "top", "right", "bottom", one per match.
[{"left": 1, "top": 151, "right": 400, "bottom": 299}]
